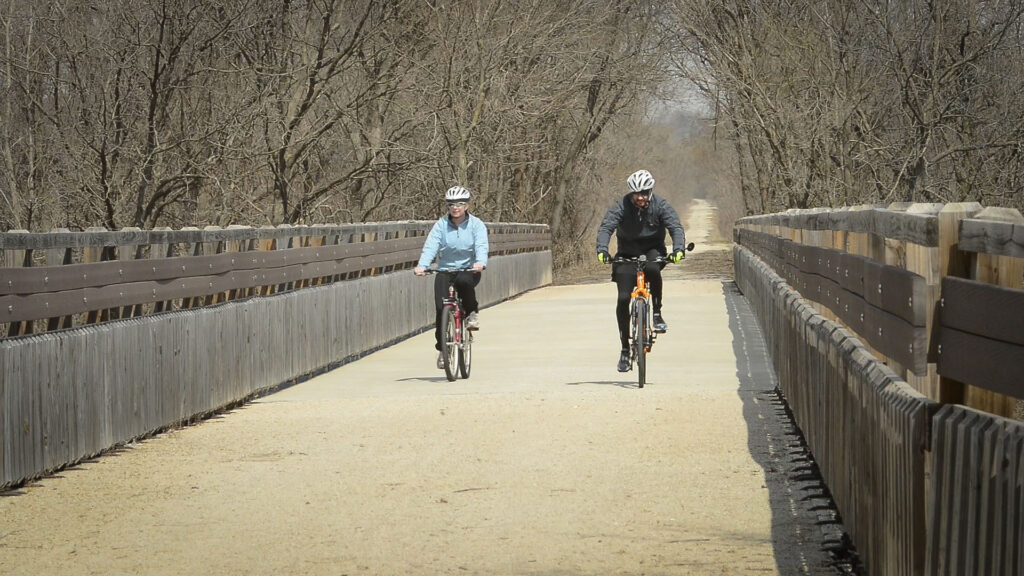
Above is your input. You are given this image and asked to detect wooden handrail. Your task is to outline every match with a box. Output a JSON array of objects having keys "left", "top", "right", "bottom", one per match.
[
  {"left": 1, "top": 222, "right": 551, "bottom": 337},
  {"left": 735, "top": 202, "right": 1024, "bottom": 411}
]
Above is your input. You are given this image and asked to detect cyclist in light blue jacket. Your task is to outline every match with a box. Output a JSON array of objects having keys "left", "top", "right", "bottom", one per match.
[{"left": 414, "top": 185, "right": 489, "bottom": 368}]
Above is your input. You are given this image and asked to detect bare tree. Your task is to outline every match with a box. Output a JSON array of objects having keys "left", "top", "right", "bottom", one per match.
[{"left": 669, "top": 0, "right": 1024, "bottom": 215}]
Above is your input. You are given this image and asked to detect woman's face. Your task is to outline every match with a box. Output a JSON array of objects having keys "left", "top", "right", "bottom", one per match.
[{"left": 447, "top": 200, "right": 468, "bottom": 217}]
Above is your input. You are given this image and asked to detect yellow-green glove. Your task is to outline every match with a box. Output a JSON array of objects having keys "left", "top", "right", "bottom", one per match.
[
  {"left": 669, "top": 249, "right": 686, "bottom": 263},
  {"left": 598, "top": 251, "right": 612, "bottom": 264}
]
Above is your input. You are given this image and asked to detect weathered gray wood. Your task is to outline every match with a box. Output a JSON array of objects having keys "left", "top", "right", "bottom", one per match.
[
  {"left": 940, "top": 277, "right": 1024, "bottom": 347},
  {"left": 0, "top": 222, "right": 551, "bottom": 253},
  {"left": 762, "top": 208, "right": 940, "bottom": 246},
  {"left": 735, "top": 243, "right": 941, "bottom": 575},
  {"left": 0, "top": 250, "right": 551, "bottom": 489},
  {"left": 873, "top": 260, "right": 928, "bottom": 327},
  {"left": 1, "top": 225, "right": 551, "bottom": 328},
  {"left": 926, "top": 405, "right": 1024, "bottom": 575},
  {"left": 0, "top": 222, "right": 431, "bottom": 249},
  {"left": 937, "top": 327, "right": 1024, "bottom": 398},
  {"left": 0, "top": 339, "right": 9, "bottom": 484},
  {"left": 958, "top": 218, "right": 1024, "bottom": 258},
  {"left": 738, "top": 220, "right": 1024, "bottom": 576}
]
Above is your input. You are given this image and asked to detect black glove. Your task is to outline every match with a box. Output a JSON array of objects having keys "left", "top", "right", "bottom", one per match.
[{"left": 597, "top": 250, "right": 612, "bottom": 264}]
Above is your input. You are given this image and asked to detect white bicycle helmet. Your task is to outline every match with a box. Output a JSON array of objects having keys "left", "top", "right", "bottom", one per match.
[
  {"left": 445, "top": 185, "right": 471, "bottom": 201},
  {"left": 626, "top": 169, "right": 655, "bottom": 194}
]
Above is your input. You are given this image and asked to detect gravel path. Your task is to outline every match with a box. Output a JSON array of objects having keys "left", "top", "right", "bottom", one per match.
[{"left": 0, "top": 200, "right": 859, "bottom": 575}]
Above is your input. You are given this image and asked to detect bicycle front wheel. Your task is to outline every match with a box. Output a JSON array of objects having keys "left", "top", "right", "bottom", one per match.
[
  {"left": 441, "top": 306, "right": 458, "bottom": 382},
  {"left": 458, "top": 328, "right": 472, "bottom": 378},
  {"left": 633, "top": 298, "right": 648, "bottom": 388}
]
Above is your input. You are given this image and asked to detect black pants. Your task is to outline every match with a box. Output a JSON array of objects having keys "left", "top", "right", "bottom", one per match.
[
  {"left": 613, "top": 248, "right": 664, "bottom": 351},
  {"left": 434, "top": 271, "right": 481, "bottom": 350}
]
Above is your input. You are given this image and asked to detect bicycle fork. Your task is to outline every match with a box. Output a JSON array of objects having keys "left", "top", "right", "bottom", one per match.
[{"left": 447, "top": 284, "right": 473, "bottom": 350}]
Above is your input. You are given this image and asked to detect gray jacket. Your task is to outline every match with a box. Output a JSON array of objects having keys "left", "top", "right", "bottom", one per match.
[{"left": 596, "top": 193, "right": 686, "bottom": 257}]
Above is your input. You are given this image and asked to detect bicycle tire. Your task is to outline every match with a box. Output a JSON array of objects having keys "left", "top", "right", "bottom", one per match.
[
  {"left": 441, "top": 306, "right": 458, "bottom": 382},
  {"left": 458, "top": 329, "right": 472, "bottom": 378},
  {"left": 633, "top": 298, "right": 647, "bottom": 388}
]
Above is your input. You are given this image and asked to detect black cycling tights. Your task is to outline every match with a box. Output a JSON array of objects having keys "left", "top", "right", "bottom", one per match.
[
  {"left": 613, "top": 249, "right": 664, "bottom": 351},
  {"left": 433, "top": 271, "right": 481, "bottom": 350}
]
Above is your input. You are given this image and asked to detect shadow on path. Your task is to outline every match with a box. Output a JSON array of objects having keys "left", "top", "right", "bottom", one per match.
[{"left": 722, "top": 281, "right": 864, "bottom": 576}]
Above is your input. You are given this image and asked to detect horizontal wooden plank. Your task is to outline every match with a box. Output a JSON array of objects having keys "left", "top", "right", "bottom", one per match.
[
  {"left": 0, "top": 239, "right": 551, "bottom": 324},
  {"left": 958, "top": 219, "right": 1024, "bottom": 258},
  {"left": 788, "top": 265, "right": 926, "bottom": 373},
  {"left": 815, "top": 248, "right": 845, "bottom": 282},
  {"left": 797, "top": 270, "right": 821, "bottom": 299},
  {"left": 0, "top": 248, "right": 422, "bottom": 323},
  {"left": 870, "top": 209, "right": 939, "bottom": 246},
  {"left": 794, "top": 243, "right": 815, "bottom": 272},
  {"left": 0, "top": 237, "right": 425, "bottom": 295},
  {"left": 738, "top": 228, "right": 927, "bottom": 326},
  {"left": 839, "top": 252, "right": 865, "bottom": 295},
  {"left": 864, "top": 304, "right": 928, "bottom": 374},
  {"left": 940, "top": 277, "right": 1024, "bottom": 346},
  {"left": 0, "top": 223, "right": 433, "bottom": 249},
  {"left": 836, "top": 287, "right": 867, "bottom": 334},
  {"left": 738, "top": 208, "right": 939, "bottom": 246},
  {"left": 781, "top": 239, "right": 800, "bottom": 269},
  {"left": 937, "top": 327, "right": 1024, "bottom": 398},
  {"left": 863, "top": 259, "right": 928, "bottom": 326},
  {"left": 0, "top": 222, "right": 549, "bottom": 251},
  {"left": 1, "top": 232, "right": 544, "bottom": 295}
]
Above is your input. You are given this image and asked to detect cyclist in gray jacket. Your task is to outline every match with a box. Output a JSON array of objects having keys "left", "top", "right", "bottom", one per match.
[{"left": 596, "top": 169, "right": 687, "bottom": 372}]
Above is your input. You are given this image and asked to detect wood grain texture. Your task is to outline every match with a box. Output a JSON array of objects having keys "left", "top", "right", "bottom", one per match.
[{"left": 1, "top": 250, "right": 552, "bottom": 489}]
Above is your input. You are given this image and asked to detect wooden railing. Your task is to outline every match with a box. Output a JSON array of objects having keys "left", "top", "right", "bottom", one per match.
[
  {"left": 0, "top": 221, "right": 552, "bottom": 490},
  {"left": 1, "top": 222, "right": 550, "bottom": 338},
  {"left": 734, "top": 203, "right": 1023, "bottom": 576}
]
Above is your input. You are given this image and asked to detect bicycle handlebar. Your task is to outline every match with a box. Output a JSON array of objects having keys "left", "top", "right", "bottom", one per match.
[
  {"left": 607, "top": 242, "right": 696, "bottom": 265},
  {"left": 416, "top": 266, "right": 483, "bottom": 275}
]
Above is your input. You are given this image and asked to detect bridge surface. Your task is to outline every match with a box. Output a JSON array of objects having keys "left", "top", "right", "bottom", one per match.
[{"left": 0, "top": 202, "right": 854, "bottom": 575}]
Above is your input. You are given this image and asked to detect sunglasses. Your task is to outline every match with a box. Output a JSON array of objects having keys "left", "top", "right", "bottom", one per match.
[
  {"left": 632, "top": 191, "right": 652, "bottom": 198},
  {"left": 447, "top": 201, "right": 468, "bottom": 208}
]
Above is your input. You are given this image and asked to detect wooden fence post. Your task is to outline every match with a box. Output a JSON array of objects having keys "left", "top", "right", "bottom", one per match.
[
  {"left": 117, "top": 227, "right": 143, "bottom": 319},
  {"left": 150, "top": 227, "right": 172, "bottom": 313},
  {"left": 962, "top": 207, "right": 1024, "bottom": 417},
  {"left": 934, "top": 202, "right": 983, "bottom": 405},
  {"left": 257, "top": 226, "right": 277, "bottom": 296},
  {"left": 903, "top": 203, "right": 944, "bottom": 398},
  {"left": 223, "top": 226, "right": 252, "bottom": 300},
  {"left": 83, "top": 227, "right": 108, "bottom": 325},
  {"left": 3, "top": 229, "right": 31, "bottom": 336},
  {"left": 44, "top": 228, "right": 74, "bottom": 331}
]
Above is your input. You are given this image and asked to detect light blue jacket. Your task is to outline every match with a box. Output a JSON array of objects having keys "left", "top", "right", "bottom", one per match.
[{"left": 417, "top": 213, "right": 489, "bottom": 271}]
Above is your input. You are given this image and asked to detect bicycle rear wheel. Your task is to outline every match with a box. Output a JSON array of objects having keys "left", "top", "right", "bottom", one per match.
[
  {"left": 440, "top": 306, "right": 458, "bottom": 382},
  {"left": 633, "top": 298, "right": 647, "bottom": 388},
  {"left": 458, "top": 329, "right": 472, "bottom": 378}
]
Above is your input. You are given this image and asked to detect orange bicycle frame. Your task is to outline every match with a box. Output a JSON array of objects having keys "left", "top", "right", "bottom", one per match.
[
  {"left": 631, "top": 268, "right": 650, "bottom": 300},
  {"left": 631, "top": 267, "right": 651, "bottom": 352}
]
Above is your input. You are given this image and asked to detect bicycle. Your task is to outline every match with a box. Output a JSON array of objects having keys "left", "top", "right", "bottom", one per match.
[
  {"left": 610, "top": 242, "right": 694, "bottom": 388},
  {"left": 420, "top": 268, "right": 477, "bottom": 382}
]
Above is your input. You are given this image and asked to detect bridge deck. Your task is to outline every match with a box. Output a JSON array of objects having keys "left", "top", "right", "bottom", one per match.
[{"left": 0, "top": 203, "right": 853, "bottom": 575}]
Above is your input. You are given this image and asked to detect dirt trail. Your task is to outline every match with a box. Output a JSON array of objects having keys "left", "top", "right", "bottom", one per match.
[{"left": 0, "top": 200, "right": 853, "bottom": 575}]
